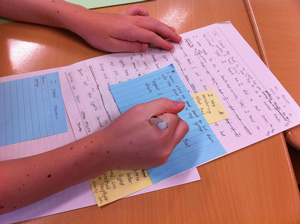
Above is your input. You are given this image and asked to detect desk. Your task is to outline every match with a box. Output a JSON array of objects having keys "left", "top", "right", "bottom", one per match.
[
  {"left": 246, "top": 0, "right": 300, "bottom": 185},
  {"left": 1, "top": 0, "right": 300, "bottom": 223},
  {"left": 246, "top": 0, "right": 300, "bottom": 143}
]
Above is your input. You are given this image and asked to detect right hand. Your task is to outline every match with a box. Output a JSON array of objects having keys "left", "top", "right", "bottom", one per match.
[{"left": 98, "top": 98, "right": 189, "bottom": 170}]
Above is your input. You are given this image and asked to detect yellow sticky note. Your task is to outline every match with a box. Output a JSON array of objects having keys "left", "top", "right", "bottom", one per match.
[
  {"left": 90, "top": 169, "right": 153, "bottom": 206},
  {"left": 192, "top": 89, "right": 229, "bottom": 124}
]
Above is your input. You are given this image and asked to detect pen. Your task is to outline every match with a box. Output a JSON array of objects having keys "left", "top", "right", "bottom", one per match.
[{"left": 149, "top": 117, "right": 168, "bottom": 130}]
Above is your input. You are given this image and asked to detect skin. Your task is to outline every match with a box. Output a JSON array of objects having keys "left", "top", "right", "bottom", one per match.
[
  {"left": 0, "top": 1, "right": 187, "bottom": 214},
  {"left": 0, "top": 0, "right": 182, "bottom": 52},
  {"left": 0, "top": 99, "right": 189, "bottom": 214}
]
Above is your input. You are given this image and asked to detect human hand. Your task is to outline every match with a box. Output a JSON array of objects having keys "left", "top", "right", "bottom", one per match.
[
  {"left": 70, "top": 5, "right": 182, "bottom": 52},
  {"left": 99, "top": 98, "right": 189, "bottom": 170}
]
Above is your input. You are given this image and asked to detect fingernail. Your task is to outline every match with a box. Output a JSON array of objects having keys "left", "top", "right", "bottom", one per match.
[
  {"left": 168, "top": 43, "right": 174, "bottom": 50},
  {"left": 140, "top": 43, "right": 148, "bottom": 52},
  {"left": 175, "top": 35, "right": 182, "bottom": 42},
  {"left": 168, "top": 26, "right": 176, "bottom": 32},
  {"left": 174, "top": 101, "right": 185, "bottom": 107}
]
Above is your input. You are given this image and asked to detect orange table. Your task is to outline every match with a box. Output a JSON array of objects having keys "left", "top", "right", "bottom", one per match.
[{"left": 247, "top": 0, "right": 300, "bottom": 185}]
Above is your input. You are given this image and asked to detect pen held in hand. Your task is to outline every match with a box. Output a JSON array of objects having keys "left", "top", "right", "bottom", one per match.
[{"left": 149, "top": 117, "right": 168, "bottom": 130}]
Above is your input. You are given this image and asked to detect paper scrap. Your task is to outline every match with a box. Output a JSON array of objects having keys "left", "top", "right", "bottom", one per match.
[
  {"left": 192, "top": 88, "right": 229, "bottom": 124},
  {"left": 0, "top": 17, "right": 11, "bottom": 24},
  {"left": 65, "top": 0, "right": 148, "bottom": 9},
  {"left": 0, "top": 72, "right": 68, "bottom": 146},
  {"left": 90, "top": 169, "right": 153, "bottom": 206}
]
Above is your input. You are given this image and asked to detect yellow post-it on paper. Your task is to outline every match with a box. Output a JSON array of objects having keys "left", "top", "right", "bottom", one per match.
[
  {"left": 90, "top": 169, "right": 153, "bottom": 206},
  {"left": 192, "top": 88, "right": 229, "bottom": 124}
]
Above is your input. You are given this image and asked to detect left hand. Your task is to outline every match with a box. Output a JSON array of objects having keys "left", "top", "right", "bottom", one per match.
[{"left": 69, "top": 5, "right": 182, "bottom": 52}]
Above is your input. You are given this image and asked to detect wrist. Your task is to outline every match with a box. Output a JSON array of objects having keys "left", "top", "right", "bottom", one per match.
[{"left": 52, "top": 1, "right": 89, "bottom": 31}]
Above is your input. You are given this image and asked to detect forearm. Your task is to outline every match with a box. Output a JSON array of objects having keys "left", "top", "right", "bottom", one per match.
[
  {"left": 0, "top": 99, "right": 188, "bottom": 215},
  {"left": 0, "top": 0, "right": 88, "bottom": 30},
  {"left": 0, "top": 130, "right": 111, "bottom": 215},
  {"left": 0, "top": 1, "right": 181, "bottom": 52}
]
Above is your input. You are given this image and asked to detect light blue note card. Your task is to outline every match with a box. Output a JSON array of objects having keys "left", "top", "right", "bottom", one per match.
[
  {"left": 110, "top": 64, "right": 226, "bottom": 184},
  {"left": 0, "top": 72, "right": 68, "bottom": 146}
]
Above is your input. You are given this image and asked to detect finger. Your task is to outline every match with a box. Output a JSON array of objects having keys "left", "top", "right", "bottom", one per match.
[
  {"left": 156, "top": 112, "right": 179, "bottom": 132},
  {"left": 143, "top": 98, "right": 185, "bottom": 119},
  {"left": 122, "top": 5, "right": 149, "bottom": 16},
  {"left": 121, "top": 26, "right": 175, "bottom": 50},
  {"left": 155, "top": 114, "right": 188, "bottom": 148},
  {"left": 170, "top": 118, "right": 189, "bottom": 147},
  {"left": 91, "top": 37, "right": 148, "bottom": 53},
  {"left": 131, "top": 17, "right": 182, "bottom": 43},
  {"left": 168, "top": 26, "right": 176, "bottom": 32}
]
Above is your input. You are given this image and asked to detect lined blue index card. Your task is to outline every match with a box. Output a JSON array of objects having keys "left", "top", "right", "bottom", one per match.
[
  {"left": 0, "top": 72, "right": 68, "bottom": 146},
  {"left": 110, "top": 64, "right": 226, "bottom": 184}
]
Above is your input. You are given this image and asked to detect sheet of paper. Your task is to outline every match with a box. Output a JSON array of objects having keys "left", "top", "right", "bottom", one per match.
[
  {"left": 192, "top": 88, "right": 229, "bottom": 124},
  {"left": 65, "top": 0, "right": 148, "bottom": 9},
  {"left": 0, "top": 0, "right": 147, "bottom": 24},
  {"left": 60, "top": 21, "right": 300, "bottom": 207},
  {"left": 110, "top": 64, "right": 226, "bottom": 183},
  {"left": 0, "top": 72, "right": 68, "bottom": 146},
  {"left": 0, "top": 0, "right": 149, "bottom": 24},
  {"left": 90, "top": 169, "right": 153, "bottom": 206},
  {"left": 61, "top": 21, "right": 300, "bottom": 156}
]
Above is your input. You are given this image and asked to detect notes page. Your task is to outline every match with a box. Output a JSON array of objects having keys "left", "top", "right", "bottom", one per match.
[
  {"left": 61, "top": 21, "right": 300, "bottom": 161},
  {"left": 0, "top": 72, "right": 68, "bottom": 146},
  {"left": 110, "top": 64, "right": 226, "bottom": 183}
]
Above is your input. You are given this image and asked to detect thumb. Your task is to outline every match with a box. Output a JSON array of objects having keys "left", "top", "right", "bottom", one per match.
[{"left": 145, "top": 98, "right": 185, "bottom": 118}]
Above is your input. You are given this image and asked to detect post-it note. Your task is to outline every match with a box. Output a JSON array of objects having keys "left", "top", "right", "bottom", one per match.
[
  {"left": 0, "top": 72, "right": 68, "bottom": 146},
  {"left": 192, "top": 88, "right": 229, "bottom": 124},
  {"left": 90, "top": 169, "right": 153, "bottom": 206}
]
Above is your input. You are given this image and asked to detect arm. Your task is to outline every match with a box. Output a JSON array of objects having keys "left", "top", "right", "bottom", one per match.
[
  {"left": 0, "top": 99, "right": 189, "bottom": 215},
  {"left": 0, "top": 0, "right": 182, "bottom": 52}
]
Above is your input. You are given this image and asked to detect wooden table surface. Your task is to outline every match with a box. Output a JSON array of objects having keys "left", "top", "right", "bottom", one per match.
[
  {"left": 246, "top": 0, "right": 300, "bottom": 151},
  {"left": 247, "top": 0, "right": 300, "bottom": 186},
  {"left": 1, "top": 0, "right": 300, "bottom": 223}
]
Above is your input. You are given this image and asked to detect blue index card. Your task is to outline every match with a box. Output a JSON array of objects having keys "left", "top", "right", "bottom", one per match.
[
  {"left": 110, "top": 64, "right": 226, "bottom": 184},
  {"left": 0, "top": 72, "right": 68, "bottom": 146}
]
